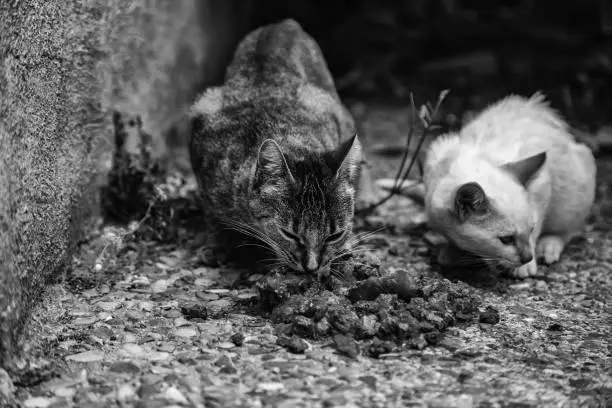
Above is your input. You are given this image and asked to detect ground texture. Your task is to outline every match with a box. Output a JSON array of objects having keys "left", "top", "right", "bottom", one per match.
[{"left": 4, "top": 102, "right": 612, "bottom": 408}]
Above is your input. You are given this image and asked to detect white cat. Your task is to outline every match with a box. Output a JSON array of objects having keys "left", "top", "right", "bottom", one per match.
[{"left": 421, "top": 93, "right": 596, "bottom": 278}]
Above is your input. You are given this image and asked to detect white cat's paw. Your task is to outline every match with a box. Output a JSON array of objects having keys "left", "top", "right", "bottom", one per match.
[
  {"left": 510, "top": 259, "right": 538, "bottom": 279},
  {"left": 536, "top": 236, "right": 565, "bottom": 265}
]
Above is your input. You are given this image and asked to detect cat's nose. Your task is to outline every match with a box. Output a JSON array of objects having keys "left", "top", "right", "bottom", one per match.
[
  {"left": 302, "top": 251, "right": 319, "bottom": 273},
  {"left": 519, "top": 252, "right": 533, "bottom": 265}
]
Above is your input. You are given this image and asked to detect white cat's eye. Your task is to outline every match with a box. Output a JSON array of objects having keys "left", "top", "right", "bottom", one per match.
[
  {"left": 325, "top": 229, "right": 346, "bottom": 244},
  {"left": 498, "top": 235, "right": 515, "bottom": 245},
  {"left": 279, "top": 227, "right": 301, "bottom": 243}
]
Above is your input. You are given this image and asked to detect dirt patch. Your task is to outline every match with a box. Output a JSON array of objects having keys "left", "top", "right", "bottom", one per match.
[{"left": 256, "top": 254, "right": 485, "bottom": 357}]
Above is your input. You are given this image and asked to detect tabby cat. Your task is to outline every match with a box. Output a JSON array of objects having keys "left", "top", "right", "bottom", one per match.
[{"left": 189, "top": 19, "right": 372, "bottom": 277}]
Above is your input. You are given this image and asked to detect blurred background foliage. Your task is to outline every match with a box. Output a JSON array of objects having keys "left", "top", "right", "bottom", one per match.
[{"left": 250, "top": 0, "right": 612, "bottom": 129}]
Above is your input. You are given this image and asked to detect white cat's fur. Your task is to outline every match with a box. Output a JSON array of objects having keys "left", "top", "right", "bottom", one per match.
[{"left": 423, "top": 93, "right": 596, "bottom": 278}]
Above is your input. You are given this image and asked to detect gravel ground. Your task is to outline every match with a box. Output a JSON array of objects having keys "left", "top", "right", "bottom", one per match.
[{"left": 4, "top": 101, "right": 611, "bottom": 408}]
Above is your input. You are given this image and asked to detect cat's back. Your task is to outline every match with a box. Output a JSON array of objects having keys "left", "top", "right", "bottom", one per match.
[
  {"left": 460, "top": 93, "right": 574, "bottom": 163},
  {"left": 224, "top": 19, "right": 337, "bottom": 97}
]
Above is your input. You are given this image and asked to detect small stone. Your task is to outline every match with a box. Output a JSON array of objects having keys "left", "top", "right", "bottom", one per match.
[
  {"left": 66, "top": 350, "right": 104, "bottom": 363},
  {"left": 333, "top": 334, "right": 359, "bottom": 359},
  {"left": 217, "top": 342, "right": 236, "bottom": 350},
  {"left": 109, "top": 361, "right": 140, "bottom": 374},
  {"left": 206, "top": 299, "right": 234, "bottom": 317},
  {"left": 73, "top": 316, "right": 97, "bottom": 326},
  {"left": 479, "top": 306, "right": 500, "bottom": 325},
  {"left": 117, "top": 384, "right": 136, "bottom": 401},
  {"left": 174, "top": 326, "right": 199, "bottom": 338},
  {"left": 151, "top": 279, "right": 170, "bottom": 293},
  {"left": 509, "top": 282, "right": 531, "bottom": 291},
  {"left": 125, "top": 310, "right": 145, "bottom": 322},
  {"left": 257, "top": 382, "right": 285, "bottom": 392},
  {"left": 23, "top": 397, "right": 53, "bottom": 408},
  {"left": 147, "top": 351, "right": 171, "bottom": 362},
  {"left": 196, "top": 291, "right": 220, "bottom": 301},
  {"left": 230, "top": 332, "right": 245, "bottom": 347},
  {"left": 138, "top": 382, "right": 158, "bottom": 399},
  {"left": 214, "top": 355, "right": 233, "bottom": 368},
  {"left": 181, "top": 304, "right": 208, "bottom": 320},
  {"left": 173, "top": 317, "right": 191, "bottom": 327},
  {"left": 194, "top": 277, "right": 215, "bottom": 287},
  {"left": 53, "top": 387, "right": 76, "bottom": 398},
  {"left": 534, "top": 280, "right": 549, "bottom": 293},
  {"left": 359, "top": 375, "right": 377, "bottom": 391},
  {"left": 277, "top": 336, "right": 309, "bottom": 354},
  {"left": 547, "top": 323, "right": 564, "bottom": 332},
  {"left": 163, "top": 386, "right": 188, "bottom": 404},
  {"left": 96, "top": 301, "right": 119, "bottom": 311},
  {"left": 81, "top": 289, "right": 99, "bottom": 299},
  {"left": 121, "top": 343, "right": 145, "bottom": 357},
  {"left": 219, "top": 365, "right": 238, "bottom": 374}
]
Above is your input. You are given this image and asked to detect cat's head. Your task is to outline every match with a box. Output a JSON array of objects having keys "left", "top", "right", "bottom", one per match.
[
  {"left": 445, "top": 152, "right": 547, "bottom": 268},
  {"left": 246, "top": 134, "right": 362, "bottom": 275}
]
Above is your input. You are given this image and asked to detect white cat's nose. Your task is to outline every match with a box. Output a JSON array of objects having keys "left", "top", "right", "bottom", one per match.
[{"left": 519, "top": 252, "right": 533, "bottom": 265}]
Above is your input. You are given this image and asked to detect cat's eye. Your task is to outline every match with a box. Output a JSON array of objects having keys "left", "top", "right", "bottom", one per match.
[
  {"left": 279, "top": 227, "right": 301, "bottom": 243},
  {"left": 325, "top": 229, "right": 346, "bottom": 244},
  {"left": 498, "top": 235, "right": 515, "bottom": 245}
]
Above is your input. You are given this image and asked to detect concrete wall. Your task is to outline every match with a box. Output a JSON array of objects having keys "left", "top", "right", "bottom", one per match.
[{"left": 0, "top": 0, "right": 251, "bottom": 366}]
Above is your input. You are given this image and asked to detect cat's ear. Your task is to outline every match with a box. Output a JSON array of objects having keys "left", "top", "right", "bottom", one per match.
[
  {"left": 335, "top": 133, "right": 362, "bottom": 180},
  {"left": 454, "top": 182, "right": 489, "bottom": 222},
  {"left": 501, "top": 152, "right": 546, "bottom": 187},
  {"left": 256, "top": 139, "right": 295, "bottom": 183}
]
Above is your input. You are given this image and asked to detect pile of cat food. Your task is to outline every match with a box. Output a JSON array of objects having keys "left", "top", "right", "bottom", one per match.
[{"left": 257, "top": 252, "right": 489, "bottom": 357}]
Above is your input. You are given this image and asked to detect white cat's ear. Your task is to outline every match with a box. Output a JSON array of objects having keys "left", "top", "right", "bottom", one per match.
[
  {"left": 454, "top": 182, "right": 489, "bottom": 222},
  {"left": 501, "top": 152, "right": 546, "bottom": 187},
  {"left": 336, "top": 133, "right": 362, "bottom": 180},
  {"left": 257, "top": 139, "right": 295, "bottom": 183}
]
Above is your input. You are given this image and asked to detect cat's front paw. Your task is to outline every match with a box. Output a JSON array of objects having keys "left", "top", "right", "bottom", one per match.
[
  {"left": 509, "top": 259, "right": 538, "bottom": 279},
  {"left": 536, "top": 235, "right": 566, "bottom": 265}
]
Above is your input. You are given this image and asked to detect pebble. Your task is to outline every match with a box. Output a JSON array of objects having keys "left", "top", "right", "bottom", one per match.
[
  {"left": 53, "top": 387, "right": 76, "bottom": 398},
  {"left": 147, "top": 351, "right": 171, "bottom": 362},
  {"left": 217, "top": 341, "right": 237, "bottom": 350},
  {"left": 207, "top": 288, "right": 230, "bottom": 295},
  {"left": 23, "top": 397, "right": 54, "bottom": 408},
  {"left": 117, "top": 384, "right": 136, "bottom": 401},
  {"left": 125, "top": 310, "right": 145, "bottom": 322},
  {"left": 121, "top": 343, "right": 146, "bottom": 358},
  {"left": 109, "top": 361, "right": 140, "bottom": 374},
  {"left": 206, "top": 299, "right": 234, "bottom": 317},
  {"left": 257, "top": 382, "right": 285, "bottom": 392},
  {"left": 194, "top": 277, "right": 215, "bottom": 287},
  {"left": 73, "top": 316, "right": 97, "bottom": 326},
  {"left": 534, "top": 280, "right": 549, "bottom": 293},
  {"left": 163, "top": 386, "right": 189, "bottom": 404},
  {"left": 96, "top": 301, "right": 119, "bottom": 311},
  {"left": 196, "top": 291, "right": 220, "bottom": 301},
  {"left": 151, "top": 279, "right": 170, "bottom": 293},
  {"left": 66, "top": 350, "right": 105, "bottom": 363},
  {"left": 174, "top": 326, "right": 199, "bottom": 338},
  {"left": 173, "top": 317, "right": 191, "bottom": 327},
  {"left": 509, "top": 282, "right": 531, "bottom": 291}
]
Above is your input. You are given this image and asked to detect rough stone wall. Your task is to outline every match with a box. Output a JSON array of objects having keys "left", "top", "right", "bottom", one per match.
[{"left": 0, "top": 0, "right": 250, "bottom": 367}]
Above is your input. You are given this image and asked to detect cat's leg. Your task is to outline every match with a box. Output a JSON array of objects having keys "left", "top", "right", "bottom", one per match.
[
  {"left": 536, "top": 233, "right": 573, "bottom": 265},
  {"left": 510, "top": 257, "right": 537, "bottom": 278},
  {"left": 509, "top": 218, "right": 541, "bottom": 278}
]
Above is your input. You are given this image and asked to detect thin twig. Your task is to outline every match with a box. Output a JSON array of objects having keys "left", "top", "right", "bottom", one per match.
[{"left": 356, "top": 90, "right": 449, "bottom": 216}]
